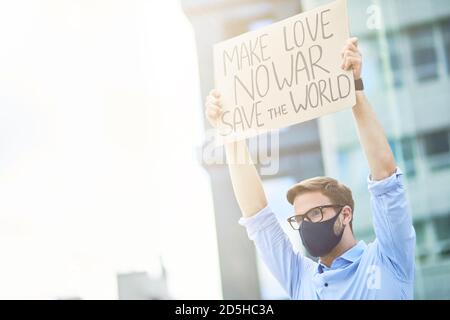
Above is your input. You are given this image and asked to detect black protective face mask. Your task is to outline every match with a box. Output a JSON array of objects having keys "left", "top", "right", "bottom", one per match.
[{"left": 299, "top": 209, "right": 344, "bottom": 257}]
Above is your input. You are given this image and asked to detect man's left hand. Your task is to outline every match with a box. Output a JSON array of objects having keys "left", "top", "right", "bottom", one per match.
[{"left": 341, "top": 37, "right": 362, "bottom": 80}]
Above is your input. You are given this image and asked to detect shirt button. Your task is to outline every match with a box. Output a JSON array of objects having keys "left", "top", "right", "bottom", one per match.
[{"left": 324, "top": 283, "right": 328, "bottom": 287}]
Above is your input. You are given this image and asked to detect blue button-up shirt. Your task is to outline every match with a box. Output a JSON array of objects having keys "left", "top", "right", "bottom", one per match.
[{"left": 239, "top": 167, "right": 416, "bottom": 299}]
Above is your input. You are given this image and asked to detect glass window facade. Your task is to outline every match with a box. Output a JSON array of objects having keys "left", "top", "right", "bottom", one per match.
[
  {"left": 440, "top": 19, "right": 450, "bottom": 74},
  {"left": 409, "top": 25, "right": 439, "bottom": 82},
  {"left": 422, "top": 129, "right": 450, "bottom": 171}
]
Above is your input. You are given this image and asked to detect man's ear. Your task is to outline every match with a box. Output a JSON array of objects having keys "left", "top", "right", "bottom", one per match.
[{"left": 342, "top": 205, "right": 353, "bottom": 226}]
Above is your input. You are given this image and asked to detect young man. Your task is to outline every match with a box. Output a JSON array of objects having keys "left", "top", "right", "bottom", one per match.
[{"left": 204, "top": 38, "right": 416, "bottom": 299}]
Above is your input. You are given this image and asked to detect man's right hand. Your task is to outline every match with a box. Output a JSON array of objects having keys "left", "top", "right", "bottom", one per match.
[{"left": 204, "top": 89, "right": 222, "bottom": 128}]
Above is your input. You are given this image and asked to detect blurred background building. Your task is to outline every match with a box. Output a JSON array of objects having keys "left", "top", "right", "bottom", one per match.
[
  {"left": 182, "top": 0, "right": 450, "bottom": 299},
  {"left": 117, "top": 271, "right": 169, "bottom": 300},
  {"left": 117, "top": 257, "right": 170, "bottom": 300}
]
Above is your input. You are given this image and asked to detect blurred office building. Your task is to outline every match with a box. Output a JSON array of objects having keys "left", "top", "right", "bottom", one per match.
[
  {"left": 117, "top": 267, "right": 170, "bottom": 300},
  {"left": 183, "top": 0, "right": 450, "bottom": 299}
]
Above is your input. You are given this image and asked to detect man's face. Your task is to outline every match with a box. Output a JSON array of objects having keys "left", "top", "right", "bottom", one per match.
[{"left": 293, "top": 191, "right": 347, "bottom": 234}]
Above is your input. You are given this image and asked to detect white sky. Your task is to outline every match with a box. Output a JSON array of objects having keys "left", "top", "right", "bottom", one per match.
[{"left": 0, "top": 0, "right": 222, "bottom": 299}]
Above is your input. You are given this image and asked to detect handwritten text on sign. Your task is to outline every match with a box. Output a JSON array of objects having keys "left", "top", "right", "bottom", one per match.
[{"left": 213, "top": 0, "right": 355, "bottom": 143}]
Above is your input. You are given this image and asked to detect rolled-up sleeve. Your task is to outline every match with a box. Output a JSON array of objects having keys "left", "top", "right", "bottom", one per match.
[
  {"left": 368, "top": 167, "right": 416, "bottom": 282},
  {"left": 239, "top": 206, "right": 306, "bottom": 298}
]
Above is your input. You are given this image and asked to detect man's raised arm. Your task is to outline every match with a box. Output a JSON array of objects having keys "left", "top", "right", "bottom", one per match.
[
  {"left": 225, "top": 140, "right": 268, "bottom": 217},
  {"left": 342, "top": 38, "right": 397, "bottom": 180},
  {"left": 205, "top": 89, "right": 267, "bottom": 217},
  {"left": 343, "top": 38, "right": 415, "bottom": 282}
]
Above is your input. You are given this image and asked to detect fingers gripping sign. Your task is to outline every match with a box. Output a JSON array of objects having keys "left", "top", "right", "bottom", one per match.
[{"left": 341, "top": 37, "right": 362, "bottom": 80}]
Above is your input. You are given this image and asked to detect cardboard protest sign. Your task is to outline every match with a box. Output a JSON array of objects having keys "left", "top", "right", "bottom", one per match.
[{"left": 213, "top": 0, "right": 355, "bottom": 144}]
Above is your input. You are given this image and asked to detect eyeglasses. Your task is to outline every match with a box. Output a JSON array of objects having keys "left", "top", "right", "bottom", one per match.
[{"left": 287, "top": 204, "right": 345, "bottom": 230}]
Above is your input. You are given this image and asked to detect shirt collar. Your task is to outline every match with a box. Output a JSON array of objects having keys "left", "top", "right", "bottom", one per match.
[{"left": 317, "top": 240, "right": 366, "bottom": 273}]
